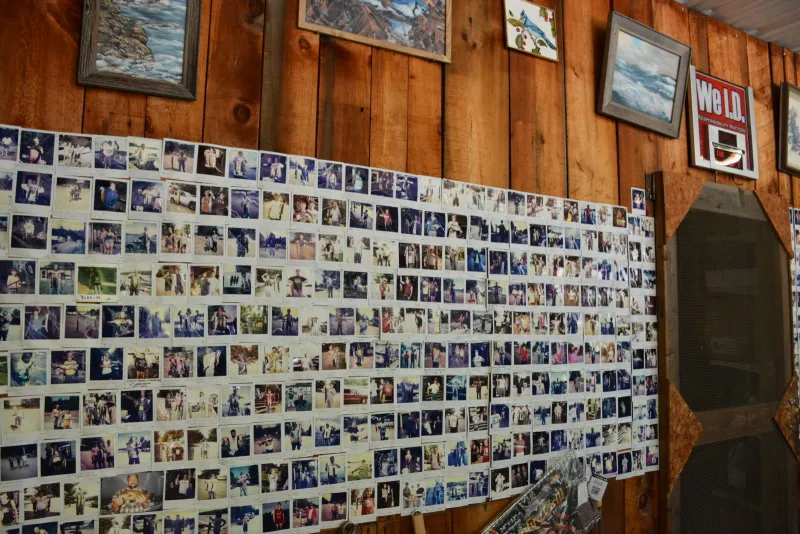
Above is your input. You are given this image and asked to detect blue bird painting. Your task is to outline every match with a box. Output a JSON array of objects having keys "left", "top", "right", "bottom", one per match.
[{"left": 505, "top": 1, "right": 558, "bottom": 61}]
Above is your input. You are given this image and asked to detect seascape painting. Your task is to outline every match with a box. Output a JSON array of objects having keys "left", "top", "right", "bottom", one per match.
[
  {"left": 300, "top": 0, "right": 450, "bottom": 62},
  {"left": 79, "top": 0, "right": 201, "bottom": 99},
  {"left": 610, "top": 31, "right": 680, "bottom": 123},
  {"left": 780, "top": 83, "right": 800, "bottom": 175},
  {"left": 95, "top": 0, "right": 187, "bottom": 84}
]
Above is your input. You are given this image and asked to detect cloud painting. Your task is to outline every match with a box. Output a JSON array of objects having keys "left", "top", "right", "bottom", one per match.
[{"left": 611, "top": 31, "right": 680, "bottom": 123}]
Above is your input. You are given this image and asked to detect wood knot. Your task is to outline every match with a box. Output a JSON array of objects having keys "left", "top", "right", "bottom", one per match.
[
  {"left": 233, "top": 104, "right": 251, "bottom": 124},
  {"left": 639, "top": 494, "right": 648, "bottom": 509},
  {"left": 299, "top": 37, "right": 311, "bottom": 50}
]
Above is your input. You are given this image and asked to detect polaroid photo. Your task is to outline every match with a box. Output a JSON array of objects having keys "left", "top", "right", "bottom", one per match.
[
  {"left": 316, "top": 160, "right": 344, "bottom": 191},
  {"left": 291, "top": 193, "right": 320, "bottom": 227},
  {"left": 153, "top": 264, "right": 188, "bottom": 300},
  {"left": 344, "top": 165, "right": 369, "bottom": 195},
  {"left": 315, "top": 379, "right": 342, "bottom": 411},
  {"left": 186, "top": 387, "right": 220, "bottom": 423},
  {"left": 43, "top": 394, "right": 79, "bottom": 433},
  {"left": 320, "top": 198, "right": 346, "bottom": 230},
  {"left": 196, "top": 144, "right": 227, "bottom": 181},
  {"left": 165, "top": 181, "right": 199, "bottom": 220},
  {"left": 37, "top": 261, "right": 75, "bottom": 300},
  {"left": 226, "top": 148, "right": 259, "bottom": 183},
  {"left": 287, "top": 156, "right": 316, "bottom": 188},
  {"left": 239, "top": 305, "right": 269, "bottom": 337},
  {"left": 229, "top": 344, "right": 259, "bottom": 376},
  {"left": 0, "top": 125, "right": 20, "bottom": 168},
  {"left": 262, "top": 189, "right": 290, "bottom": 223},
  {"left": 0, "top": 443, "right": 38, "bottom": 481},
  {"left": 196, "top": 345, "right": 228, "bottom": 379},
  {"left": 258, "top": 229, "right": 287, "bottom": 264},
  {"left": 118, "top": 389, "right": 154, "bottom": 425},
  {"left": 2, "top": 396, "right": 41, "bottom": 441},
  {"left": 227, "top": 227, "right": 257, "bottom": 261},
  {"left": 262, "top": 500, "right": 291, "bottom": 532},
  {"left": 260, "top": 346, "right": 288, "bottom": 377},
  {"left": 138, "top": 305, "right": 172, "bottom": 341},
  {"left": 22, "top": 305, "right": 62, "bottom": 344},
  {"left": 127, "top": 137, "right": 162, "bottom": 177},
  {"left": 13, "top": 171, "right": 53, "bottom": 215},
  {"left": 0, "top": 260, "right": 36, "bottom": 300},
  {"left": 153, "top": 430, "right": 187, "bottom": 463},
  {"left": 260, "top": 152, "right": 288, "bottom": 186},
  {"left": 21, "top": 483, "right": 61, "bottom": 521},
  {"left": 271, "top": 307, "right": 298, "bottom": 337},
  {"left": 38, "top": 439, "right": 77, "bottom": 477},
  {"left": 370, "top": 169, "right": 394, "bottom": 199},
  {"left": 393, "top": 173, "right": 418, "bottom": 202},
  {"left": 254, "top": 384, "right": 283, "bottom": 417},
  {"left": 375, "top": 204, "right": 399, "bottom": 233},
  {"left": 207, "top": 304, "right": 238, "bottom": 338},
  {"left": 92, "top": 178, "right": 128, "bottom": 219},
  {"left": 53, "top": 176, "right": 92, "bottom": 219},
  {"left": 187, "top": 427, "right": 218, "bottom": 463},
  {"left": 0, "top": 169, "right": 13, "bottom": 211},
  {"left": 88, "top": 221, "right": 123, "bottom": 257},
  {"left": 230, "top": 188, "right": 260, "bottom": 220},
  {"left": 198, "top": 185, "right": 229, "bottom": 218},
  {"left": 321, "top": 491, "right": 347, "bottom": 525},
  {"left": 189, "top": 265, "right": 221, "bottom": 298},
  {"left": 125, "top": 222, "right": 159, "bottom": 257},
  {"left": 92, "top": 135, "right": 128, "bottom": 176},
  {"left": 19, "top": 129, "right": 56, "bottom": 168},
  {"left": 101, "top": 304, "right": 136, "bottom": 341},
  {"left": 192, "top": 224, "right": 224, "bottom": 260},
  {"left": 219, "top": 425, "right": 252, "bottom": 459},
  {"left": 128, "top": 179, "right": 165, "bottom": 221},
  {"left": 162, "top": 139, "right": 197, "bottom": 180},
  {"left": 349, "top": 201, "right": 374, "bottom": 232},
  {"left": 0, "top": 305, "right": 22, "bottom": 346},
  {"left": 57, "top": 134, "right": 94, "bottom": 171},
  {"left": 288, "top": 231, "right": 316, "bottom": 262},
  {"left": 161, "top": 346, "right": 194, "bottom": 382},
  {"left": 87, "top": 349, "right": 123, "bottom": 386}
]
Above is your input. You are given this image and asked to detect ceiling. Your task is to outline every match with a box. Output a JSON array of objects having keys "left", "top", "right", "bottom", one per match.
[{"left": 676, "top": 0, "right": 800, "bottom": 53}]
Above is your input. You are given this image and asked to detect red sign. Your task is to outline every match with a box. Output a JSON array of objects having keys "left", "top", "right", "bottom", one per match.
[{"left": 689, "top": 67, "right": 758, "bottom": 179}]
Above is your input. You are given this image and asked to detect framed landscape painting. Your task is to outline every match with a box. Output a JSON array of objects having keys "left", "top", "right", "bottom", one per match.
[
  {"left": 598, "top": 11, "right": 692, "bottom": 138},
  {"left": 503, "top": 0, "right": 558, "bottom": 62},
  {"left": 779, "top": 82, "right": 800, "bottom": 177},
  {"left": 78, "top": 0, "right": 202, "bottom": 100},
  {"left": 299, "top": 0, "right": 451, "bottom": 63}
]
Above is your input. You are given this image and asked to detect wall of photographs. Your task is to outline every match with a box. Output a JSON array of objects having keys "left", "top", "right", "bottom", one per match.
[{"left": 0, "top": 124, "right": 658, "bottom": 534}]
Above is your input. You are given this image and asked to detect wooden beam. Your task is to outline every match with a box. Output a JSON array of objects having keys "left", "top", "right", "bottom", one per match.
[
  {"left": 407, "top": 58, "right": 444, "bottom": 178},
  {"left": 748, "top": 35, "right": 780, "bottom": 195},
  {"left": 370, "top": 50, "right": 409, "bottom": 171},
  {"left": 316, "top": 38, "right": 372, "bottom": 165},
  {"left": 444, "top": 0, "right": 510, "bottom": 188},
  {"left": 564, "top": 0, "right": 618, "bottom": 203},
  {"left": 202, "top": 0, "right": 265, "bottom": 148},
  {"left": 695, "top": 402, "right": 778, "bottom": 445}
]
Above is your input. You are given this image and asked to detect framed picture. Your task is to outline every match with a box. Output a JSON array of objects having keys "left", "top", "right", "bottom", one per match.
[
  {"left": 298, "top": 0, "right": 451, "bottom": 63},
  {"left": 598, "top": 11, "right": 692, "bottom": 139},
  {"left": 503, "top": 0, "right": 558, "bottom": 62},
  {"left": 78, "top": 0, "right": 202, "bottom": 100},
  {"left": 779, "top": 82, "right": 800, "bottom": 177},
  {"left": 688, "top": 66, "right": 758, "bottom": 179}
]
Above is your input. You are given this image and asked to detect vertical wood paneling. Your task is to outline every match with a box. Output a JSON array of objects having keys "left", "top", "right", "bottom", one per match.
[
  {"left": 509, "top": 0, "right": 567, "bottom": 197},
  {"left": 444, "top": 0, "right": 510, "bottom": 188},
  {"left": 370, "top": 50, "right": 409, "bottom": 171},
  {"left": 564, "top": 0, "right": 619, "bottom": 204},
  {"left": 707, "top": 16, "right": 752, "bottom": 189},
  {"left": 262, "top": 0, "right": 320, "bottom": 155},
  {"left": 655, "top": 0, "right": 713, "bottom": 187},
  {"left": 451, "top": 499, "right": 509, "bottom": 534},
  {"left": 316, "top": 38, "right": 372, "bottom": 165},
  {"left": 748, "top": 35, "right": 780, "bottom": 194},
  {"left": 202, "top": 0, "right": 265, "bottom": 148},
  {"left": 144, "top": 0, "right": 212, "bottom": 142},
  {"left": 688, "top": 10, "right": 710, "bottom": 73},
  {"left": 0, "top": 0, "right": 85, "bottom": 131},
  {"left": 82, "top": 89, "right": 146, "bottom": 136},
  {"left": 770, "top": 44, "right": 793, "bottom": 199},
  {"left": 614, "top": 0, "right": 660, "bottom": 212},
  {"left": 407, "top": 58, "right": 444, "bottom": 177}
]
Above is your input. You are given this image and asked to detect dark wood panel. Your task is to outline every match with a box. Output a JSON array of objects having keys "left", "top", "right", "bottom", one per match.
[
  {"left": 202, "top": 0, "right": 265, "bottom": 148},
  {"left": 451, "top": 499, "right": 510, "bottom": 534},
  {"left": 407, "top": 58, "right": 443, "bottom": 177},
  {"left": 0, "top": 0, "right": 85, "bottom": 131},
  {"left": 144, "top": 0, "right": 212, "bottom": 142},
  {"left": 444, "top": 0, "right": 510, "bottom": 188},
  {"left": 707, "top": 16, "right": 752, "bottom": 189},
  {"left": 614, "top": 0, "right": 659, "bottom": 213},
  {"left": 509, "top": 0, "right": 567, "bottom": 197},
  {"left": 564, "top": 0, "right": 619, "bottom": 204},
  {"left": 370, "top": 50, "right": 409, "bottom": 171},
  {"left": 316, "top": 38, "right": 372, "bottom": 165},
  {"left": 688, "top": 10, "right": 710, "bottom": 73},
  {"left": 748, "top": 35, "right": 780, "bottom": 194},
  {"left": 262, "top": 0, "right": 320, "bottom": 155},
  {"left": 770, "top": 43, "right": 793, "bottom": 199},
  {"left": 82, "top": 88, "right": 146, "bottom": 136}
]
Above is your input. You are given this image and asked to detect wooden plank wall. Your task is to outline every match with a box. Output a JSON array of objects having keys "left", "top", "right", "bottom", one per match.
[{"left": 0, "top": 0, "right": 797, "bottom": 531}]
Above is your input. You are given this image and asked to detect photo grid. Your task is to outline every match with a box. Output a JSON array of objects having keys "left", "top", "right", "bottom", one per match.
[{"left": 0, "top": 124, "right": 658, "bottom": 532}]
